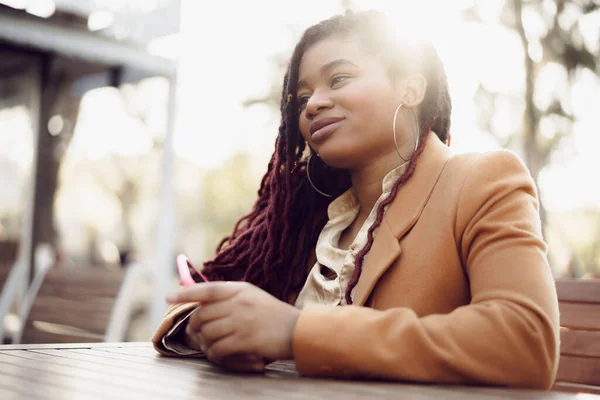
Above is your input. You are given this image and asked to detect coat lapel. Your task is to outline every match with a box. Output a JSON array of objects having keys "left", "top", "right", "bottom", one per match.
[{"left": 352, "top": 133, "right": 452, "bottom": 306}]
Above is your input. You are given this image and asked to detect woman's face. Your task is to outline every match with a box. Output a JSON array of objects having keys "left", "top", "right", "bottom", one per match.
[{"left": 297, "top": 36, "right": 410, "bottom": 170}]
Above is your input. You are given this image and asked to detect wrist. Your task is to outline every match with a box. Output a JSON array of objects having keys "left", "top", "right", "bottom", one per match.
[{"left": 285, "top": 307, "right": 301, "bottom": 360}]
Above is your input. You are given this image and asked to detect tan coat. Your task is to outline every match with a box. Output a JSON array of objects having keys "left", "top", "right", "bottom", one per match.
[{"left": 152, "top": 133, "right": 560, "bottom": 389}]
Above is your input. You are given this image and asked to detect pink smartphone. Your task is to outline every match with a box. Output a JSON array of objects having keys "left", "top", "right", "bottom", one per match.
[{"left": 176, "top": 254, "right": 209, "bottom": 287}]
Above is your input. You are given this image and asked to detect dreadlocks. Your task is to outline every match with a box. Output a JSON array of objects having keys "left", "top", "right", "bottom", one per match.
[{"left": 201, "top": 10, "right": 452, "bottom": 304}]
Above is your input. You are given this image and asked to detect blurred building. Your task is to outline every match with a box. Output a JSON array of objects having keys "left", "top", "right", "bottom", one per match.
[{"left": 0, "top": 0, "right": 180, "bottom": 336}]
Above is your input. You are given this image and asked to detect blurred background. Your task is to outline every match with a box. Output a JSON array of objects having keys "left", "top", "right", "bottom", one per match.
[{"left": 0, "top": 0, "right": 598, "bottom": 344}]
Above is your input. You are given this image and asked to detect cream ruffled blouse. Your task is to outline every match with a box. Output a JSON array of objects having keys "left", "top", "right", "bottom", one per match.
[{"left": 294, "top": 162, "right": 408, "bottom": 308}]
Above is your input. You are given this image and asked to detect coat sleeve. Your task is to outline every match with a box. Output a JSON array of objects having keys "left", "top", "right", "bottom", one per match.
[{"left": 291, "top": 150, "right": 560, "bottom": 389}]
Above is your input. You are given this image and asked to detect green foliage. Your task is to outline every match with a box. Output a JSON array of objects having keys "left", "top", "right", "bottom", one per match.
[
  {"left": 546, "top": 209, "right": 600, "bottom": 277},
  {"left": 197, "top": 152, "right": 261, "bottom": 258}
]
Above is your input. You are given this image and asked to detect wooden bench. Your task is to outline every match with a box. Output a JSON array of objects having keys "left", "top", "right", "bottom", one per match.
[
  {"left": 0, "top": 241, "right": 20, "bottom": 343},
  {"left": 0, "top": 240, "right": 18, "bottom": 289},
  {"left": 0, "top": 261, "right": 12, "bottom": 295},
  {"left": 0, "top": 240, "right": 18, "bottom": 262},
  {"left": 552, "top": 278, "right": 600, "bottom": 394},
  {"left": 16, "top": 264, "right": 143, "bottom": 344}
]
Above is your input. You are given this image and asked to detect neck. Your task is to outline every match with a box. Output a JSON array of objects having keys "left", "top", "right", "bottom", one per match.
[
  {"left": 349, "top": 151, "right": 407, "bottom": 215},
  {"left": 348, "top": 130, "right": 423, "bottom": 213}
]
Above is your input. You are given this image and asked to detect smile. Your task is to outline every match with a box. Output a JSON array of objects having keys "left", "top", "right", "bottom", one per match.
[{"left": 309, "top": 117, "right": 345, "bottom": 143}]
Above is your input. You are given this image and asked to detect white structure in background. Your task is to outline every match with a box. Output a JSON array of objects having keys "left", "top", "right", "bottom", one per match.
[{"left": 0, "top": 0, "right": 180, "bottom": 339}]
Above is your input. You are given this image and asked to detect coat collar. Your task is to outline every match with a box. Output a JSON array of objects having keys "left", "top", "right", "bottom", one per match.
[{"left": 352, "top": 132, "right": 452, "bottom": 306}]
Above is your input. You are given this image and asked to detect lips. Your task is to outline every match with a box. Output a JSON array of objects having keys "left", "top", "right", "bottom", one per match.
[{"left": 309, "top": 116, "right": 345, "bottom": 137}]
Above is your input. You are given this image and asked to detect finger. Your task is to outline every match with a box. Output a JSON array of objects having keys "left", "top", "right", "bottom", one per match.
[
  {"left": 189, "top": 299, "right": 235, "bottom": 327},
  {"left": 206, "top": 334, "right": 249, "bottom": 362},
  {"left": 167, "top": 282, "right": 243, "bottom": 304},
  {"left": 185, "top": 306, "right": 205, "bottom": 334},
  {"left": 183, "top": 326, "right": 205, "bottom": 351},
  {"left": 199, "top": 317, "right": 236, "bottom": 345},
  {"left": 220, "top": 354, "right": 265, "bottom": 373}
]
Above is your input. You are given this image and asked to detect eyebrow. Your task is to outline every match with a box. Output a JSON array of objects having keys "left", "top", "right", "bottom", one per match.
[{"left": 297, "top": 59, "right": 358, "bottom": 90}]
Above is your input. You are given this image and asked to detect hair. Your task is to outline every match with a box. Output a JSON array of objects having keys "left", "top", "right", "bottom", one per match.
[{"left": 200, "top": 10, "right": 452, "bottom": 304}]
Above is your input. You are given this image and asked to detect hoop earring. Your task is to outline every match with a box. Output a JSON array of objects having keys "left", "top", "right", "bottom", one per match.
[
  {"left": 393, "top": 103, "right": 420, "bottom": 162},
  {"left": 306, "top": 155, "right": 333, "bottom": 198}
]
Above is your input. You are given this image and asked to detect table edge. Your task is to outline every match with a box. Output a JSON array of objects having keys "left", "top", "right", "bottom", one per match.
[{"left": 0, "top": 341, "right": 152, "bottom": 350}]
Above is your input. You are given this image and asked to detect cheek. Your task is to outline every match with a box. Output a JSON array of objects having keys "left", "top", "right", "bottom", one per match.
[
  {"left": 298, "top": 114, "right": 310, "bottom": 142},
  {"left": 341, "top": 82, "right": 396, "bottom": 132}
]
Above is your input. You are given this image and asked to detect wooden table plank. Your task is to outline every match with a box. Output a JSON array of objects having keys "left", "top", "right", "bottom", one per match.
[
  {"left": 0, "top": 352, "right": 154, "bottom": 399},
  {"left": 5, "top": 349, "right": 195, "bottom": 398},
  {"left": 63, "top": 349, "right": 380, "bottom": 398},
  {"left": 0, "top": 355, "right": 127, "bottom": 400},
  {"left": 0, "top": 385, "right": 25, "bottom": 400},
  {"left": 0, "top": 343, "right": 597, "bottom": 400},
  {"left": 0, "top": 366, "right": 97, "bottom": 400}
]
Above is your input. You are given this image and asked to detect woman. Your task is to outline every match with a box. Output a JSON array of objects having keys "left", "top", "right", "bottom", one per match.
[{"left": 153, "top": 10, "right": 559, "bottom": 389}]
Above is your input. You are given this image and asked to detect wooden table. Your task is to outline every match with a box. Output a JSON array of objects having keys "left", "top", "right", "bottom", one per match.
[{"left": 0, "top": 342, "right": 597, "bottom": 400}]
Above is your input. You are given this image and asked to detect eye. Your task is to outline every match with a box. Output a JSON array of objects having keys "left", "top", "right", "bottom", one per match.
[
  {"left": 298, "top": 95, "right": 310, "bottom": 110},
  {"left": 330, "top": 74, "right": 350, "bottom": 87}
]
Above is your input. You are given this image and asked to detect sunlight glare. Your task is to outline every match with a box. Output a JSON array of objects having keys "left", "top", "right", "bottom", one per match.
[
  {"left": 534, "top": 62, "right": 568, "bottom": 111},
  {"left": 579, "top": 10, "right": 600, "bottom": 53},
  {"left": 88, "top": 10, "right": 115, "bottom": 31},
  {"left": 0, "top": 0, "right": 29, "bottom": 9},
  {"left": 25, "top": 0, "right": 55, "bottom": 18},
  {"left": 72, "top": 87, "right": 153, "bottom": 160}
]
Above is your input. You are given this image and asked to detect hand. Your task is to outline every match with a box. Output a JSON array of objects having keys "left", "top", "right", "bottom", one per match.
[
  {"left": 167, "top": 282, "right": 300, "bottom": 364},
  {"left": 183, "top": 313, "right": 267, "bottom": 373},
  {"left": 212, "top": 353, "right": 268, "bottom": 373}
]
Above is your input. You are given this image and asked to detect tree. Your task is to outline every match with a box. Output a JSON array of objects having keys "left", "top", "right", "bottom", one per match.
[
  {"left": 465, "top": 0, "right": 600, "bottom": 233},
  {"left": 30, "top": 62, "right": 81, "bottom": 271},
  {"left": 87, "top": 155, "right": 145, "bottom": 264},
  {"left": 77, "top": 78, "right": 169, "bottom": 265}
]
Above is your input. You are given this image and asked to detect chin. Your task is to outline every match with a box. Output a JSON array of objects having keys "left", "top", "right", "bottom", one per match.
[
  {"left": 318, "top": 151, "right": 359, "bottom": 170},
  {"left": 311, "top": 137, "right": 365, "bottom": 170}
]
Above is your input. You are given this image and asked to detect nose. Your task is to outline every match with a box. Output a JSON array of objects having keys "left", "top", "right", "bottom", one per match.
[{"left": 305, "top": 91, "right": 334, "bottom": 120}]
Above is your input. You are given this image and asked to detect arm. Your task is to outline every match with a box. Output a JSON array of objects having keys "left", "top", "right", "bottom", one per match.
[{"left": 292, "top": 150, "right": 560, "bottom": 389}]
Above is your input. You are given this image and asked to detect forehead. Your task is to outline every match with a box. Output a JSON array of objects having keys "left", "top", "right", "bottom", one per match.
[{"left": 298, "top": 36, "right": 373, "bottom": 79}]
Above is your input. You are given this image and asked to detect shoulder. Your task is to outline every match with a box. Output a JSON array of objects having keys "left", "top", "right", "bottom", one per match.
[
  {"left": 448, "top": 149, "right": 530, "bottom": 177},
  {"left": 433, "top": 149, "right": 536, "bottom": 207},
  {"left": 449, "top": 149, "right": 540, "bottom": 228},
  {"left": 445, "top": 149, "right": 535, "bottom": 193}
]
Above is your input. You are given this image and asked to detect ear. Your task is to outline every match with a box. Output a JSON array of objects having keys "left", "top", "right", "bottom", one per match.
[{"left": 400, "top": 74, "right": 427, "bottom": 108}]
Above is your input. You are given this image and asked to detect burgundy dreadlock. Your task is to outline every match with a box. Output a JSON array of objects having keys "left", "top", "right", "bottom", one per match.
[{"left": 201, "top": 10, "right": 452, "bottom": 304}]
